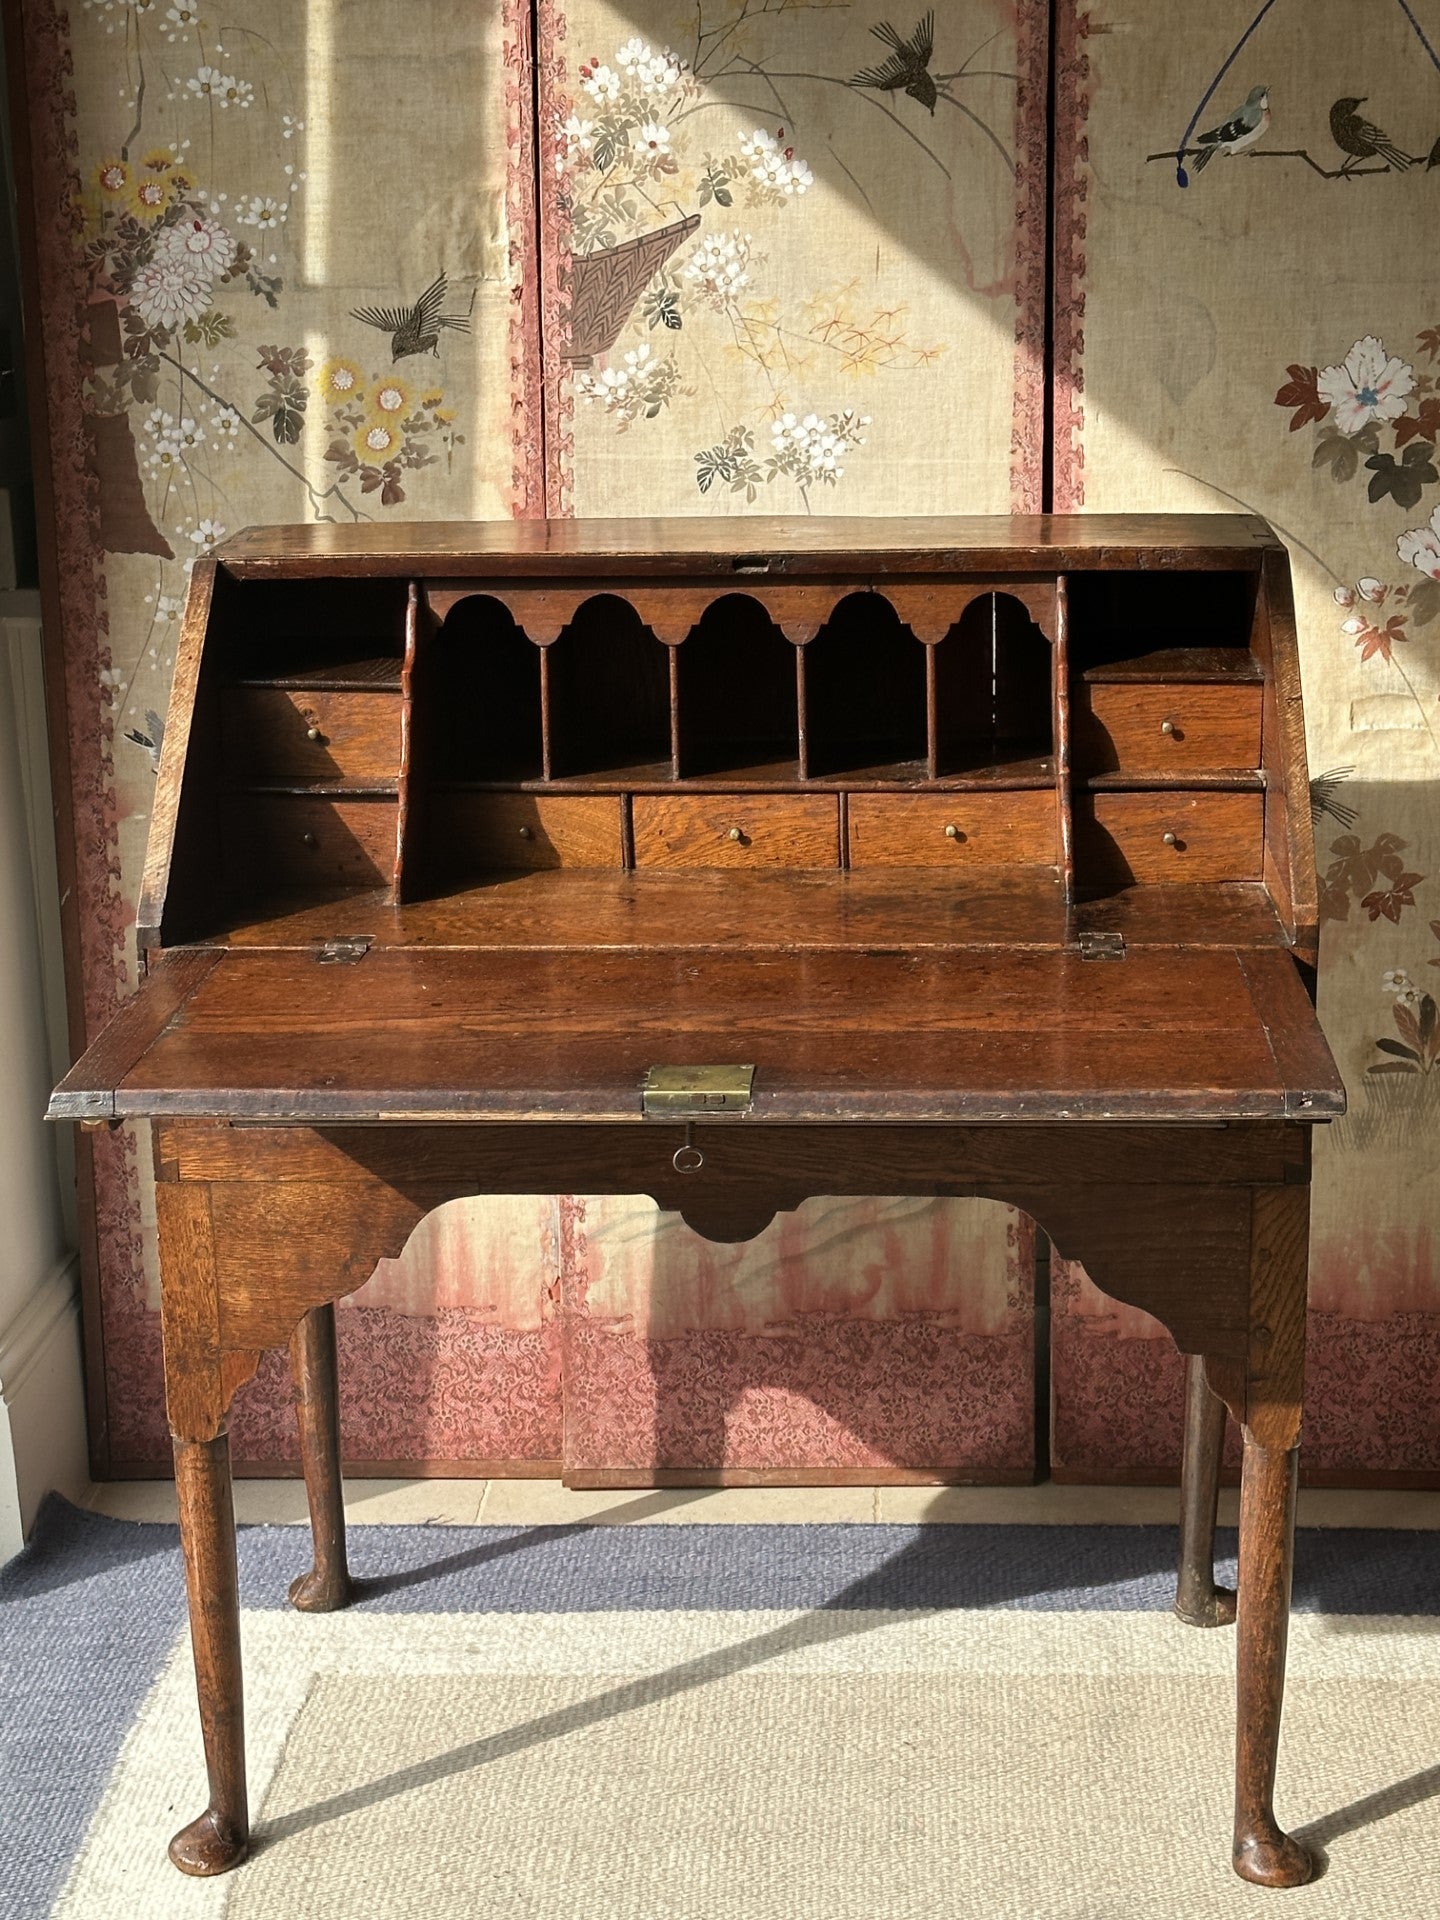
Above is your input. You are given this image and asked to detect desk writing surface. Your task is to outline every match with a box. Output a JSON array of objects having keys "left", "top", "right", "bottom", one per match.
[{"left": 53, "top": 937, "right": 1341, "bottom": 1126}]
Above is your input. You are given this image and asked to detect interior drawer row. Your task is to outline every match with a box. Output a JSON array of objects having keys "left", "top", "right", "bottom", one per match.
[
  {"left": 555, "top": 790, "right": 1259, "bottom": 880},
  {"left": 225, "top": 788, "right": 1264, "bottom": 892},
  {"left": 219, "top": 668, "right": 1264, "bottom": 790},
  {"left": 217, "top": 787, "right": 1268, "bottom": 904}
]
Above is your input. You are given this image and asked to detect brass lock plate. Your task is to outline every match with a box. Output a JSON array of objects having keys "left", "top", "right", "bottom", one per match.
[{"left": 642, "top": 1064, "right": 755, "bottom": 1118}]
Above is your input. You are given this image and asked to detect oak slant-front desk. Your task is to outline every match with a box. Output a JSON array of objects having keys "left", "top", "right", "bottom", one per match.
[{"left": 52, "top": 515, "right": 1343, "bottom": 1886}]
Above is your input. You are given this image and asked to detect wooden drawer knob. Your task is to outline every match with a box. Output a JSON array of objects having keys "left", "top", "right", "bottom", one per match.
[{"left": 1162, "top": 830, "right": 1178, "bottom": 847}]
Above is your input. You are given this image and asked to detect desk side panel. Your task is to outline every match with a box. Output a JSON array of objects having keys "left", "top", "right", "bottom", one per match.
[
  {"left": 135, "top": 560, "right": 221, "bottom": 957},
  {"left": 1253, "top": 550, "right": 1320, "bottom": 961}
]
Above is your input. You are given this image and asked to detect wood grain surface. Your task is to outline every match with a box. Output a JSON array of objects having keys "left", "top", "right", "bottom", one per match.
[
  {"left": 138, "top": 557, "right": 217, "bottom": 953},
  {"left": 65, "top": 942, "right": 1345, "bottom": 1124},
  {"left": 1253, "top": 548, "right": 1319, "bottom": 958},
  {"left": 632, "top": 793, "right": 840, "bottom": 868},
  {"left": 1077, "top": 792, "right": 1263, "bottom": 886},
  {"left": 445, "top": 792, "right": 624, "bottom": 871},
  {"left": 48, "top": 948, "right": 221, "bottom": 1118},
  {"left": 216, "top": 513, "right": 1280, "bottom": 577},
  {"left": 846, "top": 791, "right": 1056, "bottom": 868},
  {"left": 203, "top": 870, "right": 1287, "bottom": 953},
  {"left": 221, "top": 792, "right": 398, "bottom": 895},
  {"left": 221, "top": 688, "right": 403, "bottom": 784},
  {"left": 1074, "top": 682, "right": 1262, "bottom": 776}
]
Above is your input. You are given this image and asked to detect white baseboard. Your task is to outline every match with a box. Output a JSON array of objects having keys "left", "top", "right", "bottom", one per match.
[{"left": 0, "top": 1254, "right": 88, "bottom": 1562}]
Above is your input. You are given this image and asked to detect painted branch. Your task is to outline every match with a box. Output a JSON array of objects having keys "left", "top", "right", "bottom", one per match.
[{"left": 1145, "top": 147, "right": 1391, "bottom": 179}]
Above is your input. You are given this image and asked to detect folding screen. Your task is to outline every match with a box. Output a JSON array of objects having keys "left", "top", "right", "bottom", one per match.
[
  {"left": 21, "top": 0, "right": 1431, "bottom": 1484},
  {"left": 8, "top": 0, "right": 563, "bottom": 1470},
  {"left": 12, "top": 0, "right": 1050, "bottom": 1478},
  {"left": 1050, "top": 0, "right": 1440, "bottom": 1482},
  {"left": 534, "top": 1, "right": 1049, "bottom": 1481}
]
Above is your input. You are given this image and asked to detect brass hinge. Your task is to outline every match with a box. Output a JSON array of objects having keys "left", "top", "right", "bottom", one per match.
[
  {"left": 1078, "top": 931, "right": 1126, "bottom": 960},
  {"left": 315, "top": 935, "right": 373, "bottom": 964},
  {"left": 642, "top": 1064, "right": 755, "bottom": 1118}
]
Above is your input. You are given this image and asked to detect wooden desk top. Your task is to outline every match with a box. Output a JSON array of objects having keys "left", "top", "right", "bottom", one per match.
[{"left": 216, "top": 513, "right": 1280, "bottom": 578}]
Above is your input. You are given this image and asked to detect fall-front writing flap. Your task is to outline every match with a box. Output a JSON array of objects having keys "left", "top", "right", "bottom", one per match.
[{"left": 49, "top": 942, "right": 1343, "bottom": 1126}]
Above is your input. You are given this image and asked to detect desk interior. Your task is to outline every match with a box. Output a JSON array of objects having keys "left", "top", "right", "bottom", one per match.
[{"left": 48, "top": 514, "right": 1337, "bottom": 1131}]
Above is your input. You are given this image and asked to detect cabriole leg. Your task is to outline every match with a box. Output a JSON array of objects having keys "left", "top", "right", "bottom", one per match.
[
  {"left": 288, "top": 1303, "right": 352, "bottom": 1612},
  {"left": 1232, "top": 1437, "right": 1311, "bottom": 1887},
  {"left": 169, "top": 1431, "right": 248, "bottom": 1876},
  {"left": 1174, "top": 1354, "right": 1235, "bottom": 1628}
]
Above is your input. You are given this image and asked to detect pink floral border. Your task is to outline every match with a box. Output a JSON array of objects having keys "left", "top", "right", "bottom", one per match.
[
  {"left": 17, "top": 0, "right": 151, "bottom": 1469},
  {"left": 560, "top": 1204, "right": 1036, "bottom": 1478},
  {"left": 504, "top": 0, "right": 548, "bottom": 519},
  {"left": 564, "top": 1317, "right": 1035, "bottom": 1474},
  {"left": 1049, "top": 0, "right": 1091, "bottom": 511},
  {"left": 535, "top": 0, "right": 574, "bottom": 516},
  {"left": 1009, "top": 0, "right": 1049, "bottom": 513},
  {"left": 228, "top": 1306, "right": 563, "bottom": 1466},
  {"left": 1050, "top": 1288, "right": 1440, "bottom": 1483},
  {"left": 1303, "top": 1311, "right": 1440, "bottom": 1476}
]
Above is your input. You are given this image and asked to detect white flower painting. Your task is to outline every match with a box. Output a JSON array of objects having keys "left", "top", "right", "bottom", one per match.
[
  {"left": 1316, "top": 335, "right": 1415, "bottom": 433},
  {"left": 1397, "top": 503, "right": 1440, "bottom": 580}
]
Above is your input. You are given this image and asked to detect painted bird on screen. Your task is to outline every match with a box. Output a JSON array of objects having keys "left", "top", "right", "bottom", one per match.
[
  {"left": 850, "top": 10, "right": 938, "bottom": 115},
  {"left": 351, "top": 272, "right": 474, "bottom": 361},
  {"left": 1330, "top": 98, "right": 1411, "bottom": 173},
  {"left": 1190, "top": 84, "right": 1271, "bottom": 172}
]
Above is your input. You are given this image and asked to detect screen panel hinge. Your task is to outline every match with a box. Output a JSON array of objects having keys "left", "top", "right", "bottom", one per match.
[
  {"left": 1078, "top": 931, "right": 1126, "bottom": 960},
  {"left": 642, "top": 1064, "right": 755, "bottom": 1117}
]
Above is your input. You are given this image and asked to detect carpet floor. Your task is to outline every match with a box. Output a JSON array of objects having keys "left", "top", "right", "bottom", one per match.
[{"left": 2, "top": 1498, "right": 1439, "bottom": 1918}]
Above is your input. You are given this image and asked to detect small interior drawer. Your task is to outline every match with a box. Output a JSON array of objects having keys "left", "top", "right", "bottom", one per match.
[
  {"left": 222, "top": 687, "right": 402, "bottom": 783},
  {"left": 222, "top": 793, "right": 398, "bottom": 892},
  {"left": 633, "top": 793, "right": 839, "bottom": 868},
  {"left": 449, "top": 793, "right": 623, "bottom": 869},
  {"left": 1077, "top": 791, "right": 1263, "bottom": 885},
  {"left": 847, "top": 791, "right": 1056, "bottom": 867},
  {"left": 1073, "top": 681, "right": 1262, "bottom": 774}
]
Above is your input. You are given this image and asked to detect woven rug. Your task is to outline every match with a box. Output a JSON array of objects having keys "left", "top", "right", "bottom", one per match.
[{"left": 3, "top": 1500, "right": 1439, "bottom": 1918}]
